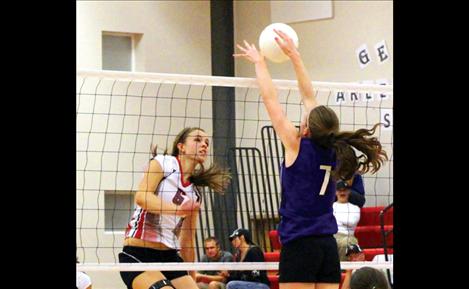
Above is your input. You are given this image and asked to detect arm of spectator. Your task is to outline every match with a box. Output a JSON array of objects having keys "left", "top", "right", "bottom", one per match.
[
  {"left": 196, "top": 273, "right": 226, "bottom": 283},
  {"left": 351, "top": 174, "right": 365, "bottom": 194},
  {"left": 349, "top": 174, "right": 366, "bottom": 207},
  {"left": 348, "top": 191, "right": 366, "bottom": 208}
]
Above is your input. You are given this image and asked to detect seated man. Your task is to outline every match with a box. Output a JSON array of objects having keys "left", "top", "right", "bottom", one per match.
[
  {"left": 333, "top": 180, "right": 361, "bottom": 261},
  {"left": 196, "top": 237, "right": 233, "bottom": 289}
]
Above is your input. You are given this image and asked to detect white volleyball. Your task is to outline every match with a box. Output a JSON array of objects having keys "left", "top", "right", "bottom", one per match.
[{"left": 259, "top": 23, "right": 299, "bottom": 63}]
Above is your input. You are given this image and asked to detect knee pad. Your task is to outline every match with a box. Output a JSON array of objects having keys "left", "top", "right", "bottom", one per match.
[{"left": 149, "top": 279, "right": 176, "bottom": 289}]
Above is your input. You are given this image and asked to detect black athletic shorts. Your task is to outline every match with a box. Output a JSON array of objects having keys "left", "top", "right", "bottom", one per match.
[
  {"left": 118, "top": 246, "right": 188, "bottom": 289},
  {"left": 279, "top": 235, "right": 341, "bottom": 283}
]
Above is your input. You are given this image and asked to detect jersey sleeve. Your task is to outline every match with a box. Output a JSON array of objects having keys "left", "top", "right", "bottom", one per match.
[{"left": 154, "top": 155, "right": 178, "bottom": 178}]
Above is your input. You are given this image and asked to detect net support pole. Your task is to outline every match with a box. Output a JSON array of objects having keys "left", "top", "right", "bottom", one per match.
[{"left": 210, "top": 0, "right": 238, "bottom": 251}]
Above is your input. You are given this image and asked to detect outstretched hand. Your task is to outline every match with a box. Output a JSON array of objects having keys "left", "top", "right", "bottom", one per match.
[
  {"left": 273, "top": 29, "right": 300, "bottom": 59},
  {"left": 233, "top": 40, "right": 264, "bottom": 63}
]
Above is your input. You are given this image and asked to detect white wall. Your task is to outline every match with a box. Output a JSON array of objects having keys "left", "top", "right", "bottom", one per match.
[
  {"left": 77, "top": 1, "right": 211, "bottom": 74},
  {"left": 234, "top": 0, "right": 393, "bottom": 82}
]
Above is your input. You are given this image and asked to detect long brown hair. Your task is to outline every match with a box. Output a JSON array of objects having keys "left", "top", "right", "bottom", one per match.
[
  {"left": 308, "top": 105, "right": 388, "bottom": 181},
  {"left": 151, "top": 127, "right": 231, "bottom": 193}
]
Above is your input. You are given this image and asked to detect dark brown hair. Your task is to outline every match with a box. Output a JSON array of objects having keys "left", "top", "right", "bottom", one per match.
[
  {"left": 308, "top": 105, "right": 388, "bottom": 181},
  {"left": 151, "top": 127, "right": 231, "bottom": 193},
  {"left": 350, "top": 266, "right": 391, "bottom": 289}
]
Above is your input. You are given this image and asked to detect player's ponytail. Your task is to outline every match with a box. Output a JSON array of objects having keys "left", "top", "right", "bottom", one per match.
[
  {"left": 189, "top": 162, "right": 231, "bottom": 193},
  {"left": 332, "top": 123, "right": 388, "bottom": 180},
  {"left": 308, "top": 106, "right": 387, "bottom": 180}
]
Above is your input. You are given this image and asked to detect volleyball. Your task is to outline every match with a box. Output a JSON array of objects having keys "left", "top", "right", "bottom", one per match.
[{"left": 259, "top": 23, "right": 299, "bottom": 63}]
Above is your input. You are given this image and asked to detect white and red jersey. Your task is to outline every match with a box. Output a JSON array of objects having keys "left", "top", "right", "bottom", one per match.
[{"left": 125, "top": 155, "right": 202, "bottom": 249}]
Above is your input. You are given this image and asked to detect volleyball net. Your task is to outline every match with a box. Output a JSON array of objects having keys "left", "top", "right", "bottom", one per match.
[{"left": 76, "top": 70, "right": 393, "bottom": 276}]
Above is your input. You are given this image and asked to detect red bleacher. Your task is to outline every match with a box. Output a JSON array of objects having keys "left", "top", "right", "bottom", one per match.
[{"left": 265, "top": 206, "right": 393, "bottom": 288}]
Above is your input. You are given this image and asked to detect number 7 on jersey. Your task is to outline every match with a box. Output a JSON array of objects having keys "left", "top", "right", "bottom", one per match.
[{"left": 319, "top": 165, "right": 332, "bottom": 195}]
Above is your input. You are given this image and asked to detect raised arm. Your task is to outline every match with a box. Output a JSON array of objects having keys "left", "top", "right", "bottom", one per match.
[
  {"left": 234, "top": 41, "right": 299, "bottom": 153},
  {"left": 273, "top": 29, "right": 318, "bottom": 112}
]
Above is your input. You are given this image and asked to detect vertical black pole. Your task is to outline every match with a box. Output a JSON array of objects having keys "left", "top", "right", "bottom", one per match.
[{"left": 210, "top": 0, "right": 238, "bottom": 251}]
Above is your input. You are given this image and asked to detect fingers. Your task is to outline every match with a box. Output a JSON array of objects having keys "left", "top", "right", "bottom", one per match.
[
  {"left": 274, "top": 29, "right": 288, "bottom": 39},
  {"left": 236, "top": 43, "right": 247, "bottom": 52},
  {"left": 244, "top": 40, "right": 258, "bottom": 51},
  {"left": 274, "top": 36, "right": 283, "bottom": 46},
  {"left": 274, "top": 29, "right": 293, "bottom": 45},
  {"left": 234, "top": 43, "right": 247, "bottom": 58}
]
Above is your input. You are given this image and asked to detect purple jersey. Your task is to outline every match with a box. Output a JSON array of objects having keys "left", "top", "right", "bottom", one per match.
[{"left": 278, "top": 138, "right": 338, "bottom": 245}]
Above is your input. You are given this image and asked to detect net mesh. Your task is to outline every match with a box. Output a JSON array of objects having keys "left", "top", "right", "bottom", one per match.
[{"left": 76, "top": 70, "right": 393, "bottom": 275}]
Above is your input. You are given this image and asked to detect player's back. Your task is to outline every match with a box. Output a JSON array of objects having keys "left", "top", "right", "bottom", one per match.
[{"left": 278, "top": 138, "right": 338, "bottom": 244}]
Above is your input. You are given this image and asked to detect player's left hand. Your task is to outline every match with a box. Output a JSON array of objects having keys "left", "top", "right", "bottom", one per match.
[{"left": 233, "top": 40, "right": 264, "bottom": 64}]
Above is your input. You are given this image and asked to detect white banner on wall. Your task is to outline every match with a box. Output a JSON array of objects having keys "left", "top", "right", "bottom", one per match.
[
  {"left": 356, "top": 44, "right": 371, "bottom": 69},
  {"left": 375, "top": 40, "right": 390, "bottom": 64},
  {"left": 334, "top": 79, "right": 391, "bottom": 104},
  {"left": 381, "top": 108, "right": 393, "bottom": 131},
  {"left": 375, "top": 79, "right": 390, "bottom": 100},
  {"left": 361, "top": 80, "right": 375, "bottom": 102}
]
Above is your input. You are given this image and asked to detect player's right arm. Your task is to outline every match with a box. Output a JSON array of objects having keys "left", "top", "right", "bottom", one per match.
[
  {"left": 273, "top": 29, "right": 318, "bottom": 112},
  {"left": 135, "top": 159, "right": 181, "bottom": 215},
  {"left": 234, "top": 41, "right": 299, "bottom": 156}
]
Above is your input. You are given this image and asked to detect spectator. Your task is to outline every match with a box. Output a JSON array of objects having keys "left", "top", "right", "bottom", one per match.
[
  {"left": 341, "top": 266, "right": 391, "bottom": 289},
  {"left": 225, "top": 228, "right": 270, "bottom": 289},
  {"left": 196, "top": 237, "right": 233, "bottom": 289},
  {"left": 333, "top": 180, "right": 361, "bottom": 261},
  {"left": 77, "top": 272, "right": 92, "bottom": 289},
  {"left": 372, "top": 253, "right": 393, "bottom": 284},
  {"left": 345, "top": 244, "right": 365, "bottom": 262},
  {"left": 76, "top": 257, "right": 92, "bottom": 289}
]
